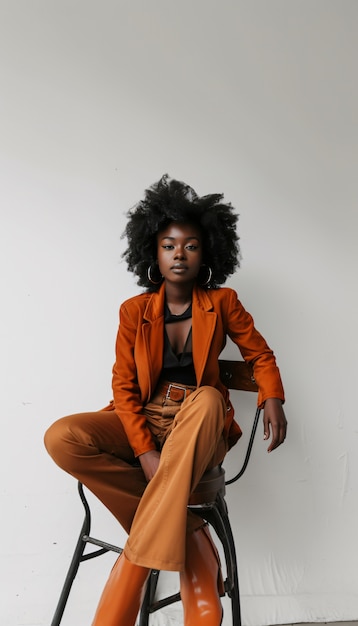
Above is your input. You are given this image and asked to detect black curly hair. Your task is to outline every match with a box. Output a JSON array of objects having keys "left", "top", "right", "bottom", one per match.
[{"left": 122, "top": 174, "right": 240, "bottom": 291}]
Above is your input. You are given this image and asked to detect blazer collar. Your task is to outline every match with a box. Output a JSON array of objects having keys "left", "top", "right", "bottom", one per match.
[{"left": 192, "top": 283, "right": 214, "bottom": 312}]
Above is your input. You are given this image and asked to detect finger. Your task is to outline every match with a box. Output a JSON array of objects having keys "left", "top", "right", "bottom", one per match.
[
  {"left": 263, "top": 415, "right": 270, "bottom": 441},
  {"left": 267, "top": 438, "right": 277, "bottom": 453},
  {"left": 278, "top": 419, "right": 287, "bottom": 445},
  {"left": 267, "top": 417, "right": 280, "bottom": 451},
  {"left": 268, "top": 423, "right": 287, "bottom": 452}
]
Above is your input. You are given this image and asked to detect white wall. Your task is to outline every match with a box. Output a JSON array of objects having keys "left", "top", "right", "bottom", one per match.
[{"left": 1, "top": 1, "right": 357, "bottom": 625}]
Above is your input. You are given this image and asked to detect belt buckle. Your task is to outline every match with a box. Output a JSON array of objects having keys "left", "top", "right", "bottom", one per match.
[{"left": 166, "top": 383, "right": 187, "bottom": 402}]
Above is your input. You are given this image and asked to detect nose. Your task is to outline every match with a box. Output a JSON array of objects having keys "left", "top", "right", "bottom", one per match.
[{"left": 174, "top": 245, "right": 186, "bottom": 259}]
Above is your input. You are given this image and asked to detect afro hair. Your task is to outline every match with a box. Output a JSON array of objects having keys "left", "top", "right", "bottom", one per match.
[{"left": 122, "top": 174, "right": 240, "bottom": 290}]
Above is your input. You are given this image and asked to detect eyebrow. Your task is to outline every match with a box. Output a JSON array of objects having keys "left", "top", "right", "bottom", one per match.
[{"left": 159, "top": 236, "right": 201, "bottom": 242}]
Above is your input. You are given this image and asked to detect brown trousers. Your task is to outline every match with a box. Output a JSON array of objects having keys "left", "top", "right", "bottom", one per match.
[{"left": 44, "top": 385, "right": 227, "bottom": 571}]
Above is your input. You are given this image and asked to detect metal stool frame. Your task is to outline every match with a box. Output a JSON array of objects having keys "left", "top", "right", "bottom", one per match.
[{"left": 50, "top": 360, "right": 260, "bottom": 626}]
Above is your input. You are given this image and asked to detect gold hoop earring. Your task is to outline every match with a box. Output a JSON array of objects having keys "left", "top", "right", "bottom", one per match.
[
  {"left": 147, "top": 264, "right": 163, "bottom": 285},
  {"left": 199, "top": 265, "right": 212, "bottom": 286}
]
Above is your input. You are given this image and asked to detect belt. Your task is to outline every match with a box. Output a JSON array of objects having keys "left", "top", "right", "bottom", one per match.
[{"left": 156, "top": 381, "right": 197, "bottom": 403}]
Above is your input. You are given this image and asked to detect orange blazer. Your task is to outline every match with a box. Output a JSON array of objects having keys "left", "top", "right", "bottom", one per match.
[{"left": 107, "top": 283, "right": 285, "bottom": 457}]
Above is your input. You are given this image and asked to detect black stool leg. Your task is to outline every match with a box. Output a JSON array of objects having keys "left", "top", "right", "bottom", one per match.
[
  {"left": 221, "top": 511, "right": 241, "bottom": 626},
  {"left": 195, "top": 498, "right": 241, "bottom": 626},
  {"left": 50, "top": 483, "right": 91, "bottom": 626},
  {"left": 138, "top": 570, "right": 159, "bottom": 626},
  {"left": 51, "top": 517, "right": 90, "bottom": 625},
  {"left": 215, "top": 497, "right": 242, "bottom": 626}
]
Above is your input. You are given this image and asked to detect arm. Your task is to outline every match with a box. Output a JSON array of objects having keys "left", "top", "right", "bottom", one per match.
[
  {"left": 226, "top": 290, "right": 285, "bottom": 406},
  {"left": 226, "top": 290, "right": 287, "bottom": 451},
  {"left": 112, "top": 302, "right": 157, "bottom": 458}
]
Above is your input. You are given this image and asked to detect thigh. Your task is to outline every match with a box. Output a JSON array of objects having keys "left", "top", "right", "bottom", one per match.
[
  {"left": 44, "top": 410, "right": 136, "bottom": 465},
  {"left": 171, "top": 386, "right": 228, "bottom": 469}
]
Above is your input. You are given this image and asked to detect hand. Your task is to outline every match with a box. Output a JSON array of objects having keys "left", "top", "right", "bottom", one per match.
[
  {"left": 263, "top": 398, "right": 287, "bottom": 453},
  {"left": 139, "top": 450, "right": 161, "bottom": 482}
]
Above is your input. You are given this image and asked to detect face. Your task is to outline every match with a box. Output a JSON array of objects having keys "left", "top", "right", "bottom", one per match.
[{"left": 156, "top": 222, "right": 203, "bottom": 286}]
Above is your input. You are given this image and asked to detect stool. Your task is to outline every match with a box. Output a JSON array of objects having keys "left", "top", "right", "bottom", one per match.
[{"left": 50, "top": 360, "right": 260, "bottom": 626}]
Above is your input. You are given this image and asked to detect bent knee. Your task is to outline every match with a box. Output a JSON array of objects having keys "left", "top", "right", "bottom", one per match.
[
  {"left": 44, "top": 417, "right": 67, "bottom": 459},
  {"left": 196, "top": 386, "right": 226, "bottom": 405},
  {"left": 190, "top": 386, "right": 226, "bottom": 416},
  {"left": 44, "top": 415, "right": 82, "bottom": 470}
]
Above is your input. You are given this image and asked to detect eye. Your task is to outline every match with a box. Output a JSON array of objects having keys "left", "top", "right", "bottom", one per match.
[
  {"left": 162, "top": 244, "right": 174, "bottom": 250},
  {"left": 186, "top": 244, "right": 199, "bottom": 251}
]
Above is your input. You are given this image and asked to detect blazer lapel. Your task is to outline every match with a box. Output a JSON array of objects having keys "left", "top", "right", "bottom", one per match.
[
  {"left": 141, "top": 285, "right": 165, "bottom": 400},
  {"left": 192, "top": 286, "right": 217, "bottom": 386}
]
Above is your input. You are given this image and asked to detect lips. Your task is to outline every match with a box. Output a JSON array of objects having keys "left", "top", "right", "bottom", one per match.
[{"left": 171, "top": 263, "right": 188, "bottom": 270}]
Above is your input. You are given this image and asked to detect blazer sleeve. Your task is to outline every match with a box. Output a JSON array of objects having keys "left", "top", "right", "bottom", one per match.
[
  {"left": 112, "top": 303, "right": 157, "bottom": 457},
  {"left": 225, "top": 290, "right": 285, "bottom": 407}
]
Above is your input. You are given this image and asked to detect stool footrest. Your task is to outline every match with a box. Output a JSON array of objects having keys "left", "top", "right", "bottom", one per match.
[{"left": 82, "top": 535, "right": 122, "bottom": 555}]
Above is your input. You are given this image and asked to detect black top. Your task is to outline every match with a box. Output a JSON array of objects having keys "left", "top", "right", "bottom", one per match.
[{"left": 162, "top": 303, "right": 196, "bottom": 385}]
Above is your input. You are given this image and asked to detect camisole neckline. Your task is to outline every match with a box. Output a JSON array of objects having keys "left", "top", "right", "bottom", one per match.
[{"left": 164, "top": 302, "right": 192, "bottom": 324}]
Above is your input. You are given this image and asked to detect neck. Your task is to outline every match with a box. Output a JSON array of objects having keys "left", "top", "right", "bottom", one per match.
[{"left": 164, "top": 282, "right": 194, "bottom": 310}]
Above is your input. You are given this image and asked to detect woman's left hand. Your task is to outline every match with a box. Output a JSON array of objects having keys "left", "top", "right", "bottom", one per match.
[
  {"left": 263, "top": 398, "right": 287, "bottom": 452},
  {"left": 139, "top": 450, "right": 161, "bottom": 481}
]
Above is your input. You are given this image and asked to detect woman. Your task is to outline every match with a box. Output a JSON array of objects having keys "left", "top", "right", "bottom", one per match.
[{"left": 45, "top": 175, "right": 287, "bottom": 625}]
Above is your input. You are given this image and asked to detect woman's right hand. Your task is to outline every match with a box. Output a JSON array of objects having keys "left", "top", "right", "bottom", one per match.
[{"left": 139, "top": 450, "right": 161, "bottom": 482}]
